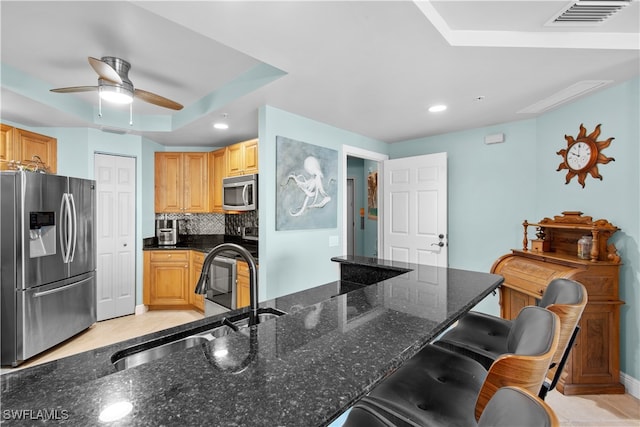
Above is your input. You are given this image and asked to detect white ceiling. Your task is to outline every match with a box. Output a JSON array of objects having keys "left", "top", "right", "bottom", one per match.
[{"left": 1, "top": 1, "right": 638, "bottom": 148}]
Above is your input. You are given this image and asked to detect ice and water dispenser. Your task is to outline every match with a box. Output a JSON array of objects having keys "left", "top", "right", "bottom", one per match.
[{"left": 29, "top": 211, "right": 56, "bottom": 258}]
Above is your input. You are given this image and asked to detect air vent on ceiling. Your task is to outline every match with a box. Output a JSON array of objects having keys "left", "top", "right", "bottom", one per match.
[
  {"left": 517, "top": 80, "right": 613, "bottom": 114},
  {"left": 100, "top": 126, "right": 129, "bottom": 135},
  {"left": 547, "top": 0, "right": 631, "bottom": 26}
]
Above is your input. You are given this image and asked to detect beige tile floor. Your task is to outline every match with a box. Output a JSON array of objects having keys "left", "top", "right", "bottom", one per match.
[{"left": 3, "top": 310, "right": 639, "bottom": 426}]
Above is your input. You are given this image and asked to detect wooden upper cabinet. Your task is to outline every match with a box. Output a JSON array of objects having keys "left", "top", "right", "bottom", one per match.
[
  {"left": 209, "top": 148, "right": 227, "bottom": 213},
  {"left": 155, "top": 152, "right": 209, "bottom": 213},
  {"left": 1, "top": 125, "right": 57, "bottom": 173},
  {"left": 183, "top": 153, "right": 209, "bottom": 212},
  {"left": 0, "top": 124, "right": 13, "bottom": 170},
  {"left": 243, "top": 138, "right": 259, "bottom": 175},
  {"left": 227, "top": 138, "right": 258, "bottom": 176}
]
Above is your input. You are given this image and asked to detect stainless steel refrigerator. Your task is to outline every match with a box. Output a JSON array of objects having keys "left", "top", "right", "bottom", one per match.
[{"left": 1, "top": 170, "right": 96, "bottom": 366}]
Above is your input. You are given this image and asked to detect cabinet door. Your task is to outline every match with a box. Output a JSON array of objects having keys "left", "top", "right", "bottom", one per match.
[
  {"left": 500, "top": 287, "right": 536, "bottom": 320},
  {"left": 236, "top": 260, "right": 250, "bottom": 308},
  {"left": 209, "top": 148, "right": 226, "bottom": 213},
  {"left": 243, "top": 139, "right": 259, "bottom": 174},
  {"left": 570, "top": 302, "right": 622, "bottom": 388},
  {"left": 0, "top": 124, "right": 13, "bottom": 170},
  {"left": 155, "top": 153, "right": 183, "bottom": 213},
  {"left": 183, "top": 153, "right": 209, "bottom": 213},
  {"left": 190, "top": 251, "right": 205, "bottom": 311},
  {"left": 227, "top": 143, "right": 244, "bottom": 177},
  {"left": 13, "top": 127, "right": 57, "bottom": 173},
  {"left": 146, "top": 251, "right": 190, "bottom": 307}
]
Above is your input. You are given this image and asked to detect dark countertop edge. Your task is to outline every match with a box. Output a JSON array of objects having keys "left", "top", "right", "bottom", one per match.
[{"left": 330, "top": 255, "right": 413, "bottom": 273}]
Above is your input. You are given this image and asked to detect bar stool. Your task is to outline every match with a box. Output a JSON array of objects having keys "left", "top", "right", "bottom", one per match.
[
  {"left": 343, "top": 306, "right": 560, "bottom": 427},
  {"left": 434, "top": 278, "right": 587, "bottom": 398},
  {"left": 344, "top": 386, "right": 559, "bottom": 427}
]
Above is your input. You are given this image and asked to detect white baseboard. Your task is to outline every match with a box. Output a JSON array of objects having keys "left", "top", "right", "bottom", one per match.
[
  {"left": 134, "top": 304, "right": 148, "bottom": 316},
  {"left": 621, "top": 371, "right": 640, "bottom": 399}
]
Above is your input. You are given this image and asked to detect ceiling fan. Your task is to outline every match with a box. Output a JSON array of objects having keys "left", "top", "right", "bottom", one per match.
[{"left": 50, "top": 56, "right": 183, "bottom": 111}]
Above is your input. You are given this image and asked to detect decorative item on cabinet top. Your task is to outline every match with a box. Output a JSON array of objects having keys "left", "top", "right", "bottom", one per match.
[{"left": 522, "top": 211, "right": 620, "bottom": 263}]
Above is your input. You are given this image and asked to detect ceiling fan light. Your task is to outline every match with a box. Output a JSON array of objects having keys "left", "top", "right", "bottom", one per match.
[{"left": 100, "top": 85, "right": 133, "bottom": 105}]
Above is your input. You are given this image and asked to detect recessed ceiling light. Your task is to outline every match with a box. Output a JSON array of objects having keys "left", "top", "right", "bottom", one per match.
[
  {"left": 428, "top": 104, "right": 447, "bottom": 113},
  {"left": 213, "top": 113, "right": 229, "bottom": 130}
]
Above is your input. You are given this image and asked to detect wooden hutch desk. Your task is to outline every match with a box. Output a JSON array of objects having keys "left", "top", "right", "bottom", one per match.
[{"left": 491, "top": 211, "right": 624, "bottom": 395}]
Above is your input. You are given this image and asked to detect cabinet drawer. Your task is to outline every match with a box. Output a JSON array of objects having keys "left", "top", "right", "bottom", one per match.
[
  {"left": 191, "top": 251, "right": 206, "bottom": 264},
  {"left": 149, "top": 251, "right": 189, "bottom": 262}
]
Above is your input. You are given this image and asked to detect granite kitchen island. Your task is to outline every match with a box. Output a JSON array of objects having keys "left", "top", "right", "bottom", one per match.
[{"left": 0, "top": 257, "right": 502, "bottom": 426}]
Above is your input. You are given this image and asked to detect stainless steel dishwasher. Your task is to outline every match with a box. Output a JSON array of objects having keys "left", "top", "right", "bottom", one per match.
[{"left": 204, "top": 255, "right": 237, "bottom": 315}]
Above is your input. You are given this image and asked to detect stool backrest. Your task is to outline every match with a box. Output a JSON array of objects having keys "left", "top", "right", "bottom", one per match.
[
  {"left": 478, "top": 386, "right": 559, "bottom": 427},
  {"left": 475, "top": 306, "right": 560, "bottom": 420},
  {"left": 539, "top": 279, "right": 588, "bottom": 383}
]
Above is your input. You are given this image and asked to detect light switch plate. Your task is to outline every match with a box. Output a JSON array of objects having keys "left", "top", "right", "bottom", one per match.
[{"left": 329, "top": 235, "right": 339, "bottom": 247}]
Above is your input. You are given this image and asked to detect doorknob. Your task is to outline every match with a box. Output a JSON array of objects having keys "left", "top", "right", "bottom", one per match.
[{"left": 431, "top": 234, "right": 445, "bottom": 247}]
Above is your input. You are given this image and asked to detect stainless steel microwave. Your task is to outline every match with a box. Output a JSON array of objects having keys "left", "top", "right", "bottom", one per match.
[{"left": 222, "top": 174, "right": 257, "bottom": 211}]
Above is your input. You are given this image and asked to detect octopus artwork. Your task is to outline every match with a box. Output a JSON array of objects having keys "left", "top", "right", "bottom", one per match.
[
  {"left": 285, "top": 156, "right": 331, "bottom": 216},
  {"left": 275, "top": 135, "right": 338, "bottom": 230}
]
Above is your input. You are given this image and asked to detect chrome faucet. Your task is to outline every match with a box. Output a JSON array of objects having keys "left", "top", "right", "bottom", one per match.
[{"left": 195, "top": 243, "right": 259, "bottom": 325}]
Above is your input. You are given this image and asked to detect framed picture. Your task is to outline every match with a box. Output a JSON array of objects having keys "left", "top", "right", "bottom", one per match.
[
  {"left": 367, "top": 171, "right": 378, "bottom": 220},
  {"left": 276, "top": 136, "right": 338, "bottom": 230}
]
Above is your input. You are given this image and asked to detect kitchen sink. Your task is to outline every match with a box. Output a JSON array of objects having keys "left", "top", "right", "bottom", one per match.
[{"left": 111, "top": 307, "right": 285, "bottom": 371}]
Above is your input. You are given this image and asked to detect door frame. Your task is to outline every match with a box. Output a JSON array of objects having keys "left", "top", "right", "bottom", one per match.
[{"left": 342, "top": 146, "right": 388, "bottom": 257}]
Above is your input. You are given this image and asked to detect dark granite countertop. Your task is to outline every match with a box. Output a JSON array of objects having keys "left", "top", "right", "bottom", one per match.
[
  {"left": 143, "top": 234, "right": 258, "bottom": 260},
  {"left": 0, "top": 257, "right": 502, "bottom": 426}
]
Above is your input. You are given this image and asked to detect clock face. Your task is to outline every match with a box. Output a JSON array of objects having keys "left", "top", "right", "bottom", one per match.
[{"left": 567, "top": 141, "right": 592, "bottom": 171}]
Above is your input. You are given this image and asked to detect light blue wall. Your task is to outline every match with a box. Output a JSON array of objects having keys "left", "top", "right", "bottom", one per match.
[
  {"left": 257, "top": 105, "right": 389, "bottom": 300},
  {"left": 390, "top": 77, "right": 640, "bottom": 383}
]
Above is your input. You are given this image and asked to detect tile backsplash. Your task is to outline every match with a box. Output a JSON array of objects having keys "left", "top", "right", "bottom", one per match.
[{"left": 155, "top": 210, "right": 258, "bottom": 237}]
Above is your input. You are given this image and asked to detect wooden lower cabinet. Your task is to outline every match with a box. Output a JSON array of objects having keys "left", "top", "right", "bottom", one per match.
[
  {"left": 236, "top": 260, "right": 251, "bottom": 309},
  {"left": 144, "top": 250, "right": 206, "bottom": 311},
  {"left": 190, "top": 251, "right": 205, "bottom": 312}
]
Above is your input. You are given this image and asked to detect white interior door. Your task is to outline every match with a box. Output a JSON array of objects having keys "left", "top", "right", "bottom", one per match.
[
  {"left": 383, "top": 152, "right": 447, "bottom": 267},
  {"left": 95, "top": 153, "right": 136, "bottom": 320}
]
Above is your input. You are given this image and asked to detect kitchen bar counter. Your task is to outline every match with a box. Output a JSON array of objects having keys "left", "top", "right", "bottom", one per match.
[{"left": 0, "top": 257, "right": 502, "bottom": 426}]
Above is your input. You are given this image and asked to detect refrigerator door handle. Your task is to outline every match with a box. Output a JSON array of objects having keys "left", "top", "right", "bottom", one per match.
[
  {"left": 33, "top": 276, "right": 92, "bottom": 297},
  {"left": 59, "top": 193, "right": 73, "bottom": 263},
  {"left": 59, "top": 194, "right": 68, "bottom": 262},
  {"left": 68, "top": 193, "right": 77, "bottom": 262}
]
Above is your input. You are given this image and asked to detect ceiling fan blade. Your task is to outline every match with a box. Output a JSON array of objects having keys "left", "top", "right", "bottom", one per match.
[
  {"left": 88, "top": 57, "right": 123, "bottom": 84},
  {"left": 134, "top": 89, "right": 183, "bottom": 111},
  {"left": 50, "top": 86, "right": 99, "bottom": 93}
]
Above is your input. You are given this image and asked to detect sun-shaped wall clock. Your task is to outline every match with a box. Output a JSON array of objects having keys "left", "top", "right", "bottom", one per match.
[{"left": 556, "top": 123, "right": 615, "bottom": 188}]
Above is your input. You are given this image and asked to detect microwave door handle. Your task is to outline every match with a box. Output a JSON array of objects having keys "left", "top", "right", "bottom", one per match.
[{"left": 242, "top": 184, "right": 248, "bottom": 206}]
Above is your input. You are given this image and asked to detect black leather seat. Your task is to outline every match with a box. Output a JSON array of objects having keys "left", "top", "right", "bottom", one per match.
[
  {"left": 344, "top": 386, "right": 559, "bottom": 427},
  {"left": 477, "top": 386, "right": 559, "bottom": 427},
  {"left": 434, "top": 278, "right": 587, "bottom": 398},
  {"left": 343, "top": 306, "right": 560, "bottom": 427}
]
